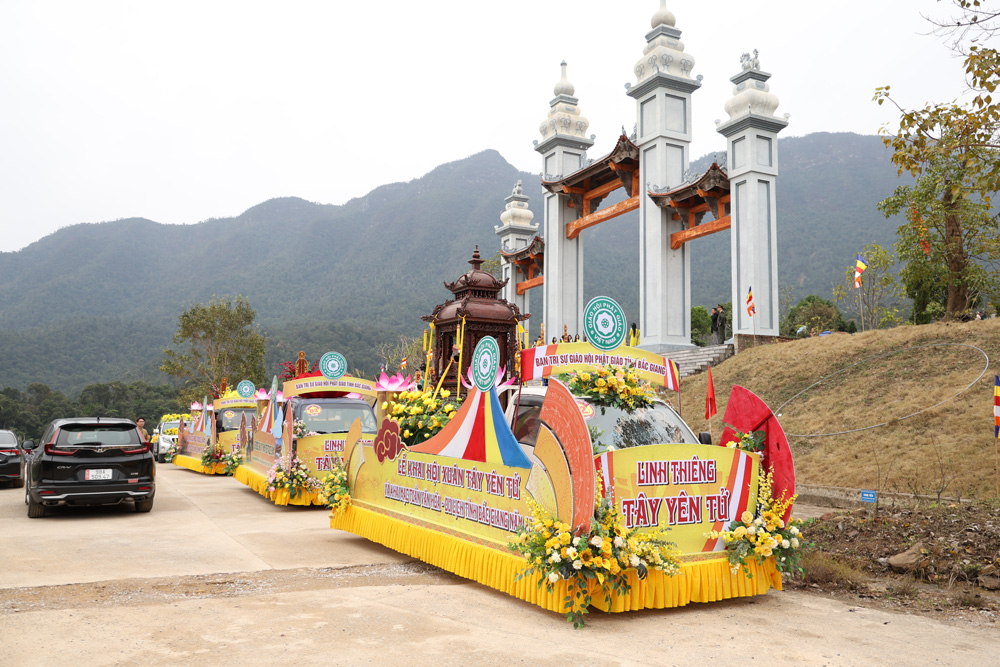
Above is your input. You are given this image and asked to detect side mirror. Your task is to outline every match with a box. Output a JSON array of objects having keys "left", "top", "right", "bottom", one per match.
[
  {"left": 22, "top": 440, "right": 36, "bottom": 450},
  {"left": 698, "top": 431, "right": 712, "bottom": 445}
]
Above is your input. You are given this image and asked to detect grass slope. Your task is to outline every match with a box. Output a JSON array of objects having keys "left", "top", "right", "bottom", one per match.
[{"left": 678, "top": 319, "right": 1000, "bottom": 500}]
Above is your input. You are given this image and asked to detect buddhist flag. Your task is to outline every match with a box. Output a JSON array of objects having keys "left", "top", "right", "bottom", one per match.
[
  {"left": 854, "top": 255, "right": 868, "bottom": 288},
  {"left": 705, "top": 366, "right": 717, "bottom": 420},
  {"left": 746, "top": 286, "right": 756, "bottom": 317},
  {"left": 400, "top": 356, "right": 407, "bottom": 371},
  {"left": 994, "top": 375, "right": 999, "bottom": 439}
]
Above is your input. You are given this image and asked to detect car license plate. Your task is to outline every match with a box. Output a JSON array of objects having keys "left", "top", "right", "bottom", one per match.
[{"left": 85, "top": 469, "right": 112, "bottom": 481}]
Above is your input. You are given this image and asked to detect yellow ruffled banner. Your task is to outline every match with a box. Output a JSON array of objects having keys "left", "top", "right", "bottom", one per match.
[
  {"left": 330, "top": 504, "right": 782, "bottom": 615},
  {"left": 232, "top": 465, "right": 326, "bottom": 507},
  {"left": 171, "top": 454, "right": 227, "bottom": 475}
]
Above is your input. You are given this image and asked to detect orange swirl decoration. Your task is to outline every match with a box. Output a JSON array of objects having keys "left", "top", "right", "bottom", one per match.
[{"left": 373, "top": 419, "right": 405, "bottom": 463}]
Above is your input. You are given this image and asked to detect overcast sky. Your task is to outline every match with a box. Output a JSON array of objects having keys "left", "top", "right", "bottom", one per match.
[{"left": 0, "top": 1, "right": 974, "bottom": 253}]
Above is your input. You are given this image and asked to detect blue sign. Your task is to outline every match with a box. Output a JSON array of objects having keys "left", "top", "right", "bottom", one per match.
[{"left": 860, "top": 490, "right": 877, "bottom": 503}]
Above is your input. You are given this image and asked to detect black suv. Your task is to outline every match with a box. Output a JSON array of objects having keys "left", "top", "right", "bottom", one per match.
[
  {"left": 0, "top": 429, "right": 24, "bottom": 488},
  {"left": 23, "top": 418, "right": 155, "bottom": 517}
]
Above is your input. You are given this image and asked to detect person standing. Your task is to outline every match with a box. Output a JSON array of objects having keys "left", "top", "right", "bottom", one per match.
[
  {"left": 716, "top": 305, "right": 727, "bottom": 343},
  {"left": 136, "top": 418, "right": 149, "bottom": 443},
  {"left": 710, "top": 307, "right": 719, "bottom": 345}
]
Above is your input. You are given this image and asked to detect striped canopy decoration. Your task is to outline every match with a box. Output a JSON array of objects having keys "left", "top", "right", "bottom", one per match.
[{"left": 410, "top": 387, "right": 531, "bottom": 469}]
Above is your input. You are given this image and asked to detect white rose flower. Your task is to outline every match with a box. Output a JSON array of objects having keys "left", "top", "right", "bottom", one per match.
[
  {"left": 781, "top": 539, "right": 790, "bottom": 549},
  {"left": 790, "top": 526, "right": 800, "bottom": 536},
  {"left": 590, "top": 536, "right": 603, "bottom": 548},
  {"left": 551, "top": 553, "right": 562, "bottom": 563},
  {"left": 791, "top": 537, "right": 800, "bottom": 548},
  {"left": 629, "top": 555, "right": 641, "bottom": 567},
  {"left": 613, "top": 536, "right": 624, "bottom": 548},
  {"left": 573, "top": 560, "right": 583, "bottom": 570},
  {"left": 572, "top": 536, "right": 581, "bottom": 547},
  {"left": 747, "top": 526, "right": 757, "bottom": 535},
  {"left": 548, "top": 572, "right": 559, "bottom": 583}
]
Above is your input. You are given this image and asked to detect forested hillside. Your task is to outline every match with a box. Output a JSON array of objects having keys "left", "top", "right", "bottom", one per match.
[{"left": 0, "top": 132, "right": 906, "bottom": 393}]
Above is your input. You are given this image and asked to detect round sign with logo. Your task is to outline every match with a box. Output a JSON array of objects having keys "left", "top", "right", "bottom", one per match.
[
  {"left": 583, "top": 296, "right": 628, "bottom": 351},
  {"left": 319, "top": 351, "right": 347, "bottom": 380},
  {"left": 471, "top": 336, "right": 500, "bottom": 392},
  {"left": 304, "top": 404, "right": 322, "bottom": 416},
  {"left": 236, "top": 380, "right": 255, "bottom": 399}
]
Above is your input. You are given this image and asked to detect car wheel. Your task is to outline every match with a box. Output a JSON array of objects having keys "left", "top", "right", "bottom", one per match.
[
  {"left": 134, "top": 497, "right": 154, "bottom": 513},
  {"left": 27, "top": 492, "right": 46, "bottom": 518},
  {"left": 12, "top": 476, "right": 24, "bottom": 488}
]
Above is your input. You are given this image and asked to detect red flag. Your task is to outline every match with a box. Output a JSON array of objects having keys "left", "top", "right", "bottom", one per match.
[{"left": 705, "top": 366, "right": 717, "bottom": 420}]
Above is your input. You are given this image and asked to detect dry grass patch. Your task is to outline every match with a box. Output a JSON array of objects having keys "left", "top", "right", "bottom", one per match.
[{"left": 680, "top": 319, "right": 1000, "bottom": 499}]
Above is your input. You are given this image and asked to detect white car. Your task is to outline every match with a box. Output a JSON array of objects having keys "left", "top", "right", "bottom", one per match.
[
  {"left": 503, "top": 385, "right": 709, "bottom": 453},
  {"left": 152, "top": 420, "right": 181, "bottom": 463}
]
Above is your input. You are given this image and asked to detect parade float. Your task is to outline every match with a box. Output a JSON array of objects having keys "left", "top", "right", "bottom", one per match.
[
  {"left": 173, "top": 400, "right": 226, "bottom": 475},
  {"left": 327, "top": 253, "right": 800, "bottom": 625},
  {"left": 234, "top": 353, "right": 379, "bottom": 506}
]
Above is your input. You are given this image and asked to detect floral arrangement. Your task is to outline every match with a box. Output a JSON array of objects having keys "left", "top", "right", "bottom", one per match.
[
  {"left": 319, "top": 458, "right": 351, "bottom": 516},
  {"left": 200, "top": 444, "right": 224, "bottom": 468},
  {"left": 163, "top": 443, "right": 178, "bottom": 463},
  {"left": 279, "top": 358, "right": 318, "bottom": 382},
  {"left": 510, "top": 474, "right": 680, "bottom": 628},
  {"left": 292, "top": 419, "right": 318, "bottom": 440},
  {"left": 722, "top": 427, "right": 765, "bottom": 454},
  {"left": 158, "top": 413, "right": 189, "bottom": 423},
  {"left": 221, "top": 448, "right": 243, "bottom": 476},
  {"left": 381, "top": 389, "right": 457, "bottom": 447},
  {"left": 706, "top": 469, "right": 805, "bottom": 577},
  {"left": 266, "top": 456, "right": 321, "bottom": 499},
  {"left": 558, "top": 364, "right": 654, "bottom": 413}
]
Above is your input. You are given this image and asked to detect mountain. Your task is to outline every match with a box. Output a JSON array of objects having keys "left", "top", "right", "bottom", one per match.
[{"left": 0, "top": 133, "right": 907, "bottom": 393}]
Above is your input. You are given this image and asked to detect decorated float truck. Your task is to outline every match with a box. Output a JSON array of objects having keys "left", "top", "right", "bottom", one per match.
[
  {"left": 329, "top": 337, "right": 798, "bottom": 622},
  {"left": 173, "top": 393, "right": 256, "bottom": 474},
  {"left": 235, "top": 373, "right": 378, "bottom": 506}
]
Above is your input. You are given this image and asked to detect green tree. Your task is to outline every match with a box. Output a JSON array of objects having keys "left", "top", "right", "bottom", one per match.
[
  {"left": 878, "top": 159, "right": 999, "bottom": 320},
  {"left": 160, "top": 296, "right": 266, "bottom": 402},
  {"left": 874, "top": 0, "right": 1000, "bottom": 318},
  {"left": 786, "top": 295, "right": 845, "bottom": 336},
  {"left": 691, "top": 306, "right": 711, "bottom": 347},
  {"left": 832, "top": 243, "right": 902, "bottom": 330}
]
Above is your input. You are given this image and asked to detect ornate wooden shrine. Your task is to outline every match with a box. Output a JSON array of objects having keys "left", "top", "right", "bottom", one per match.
[{"left": 423, "top": 247, "right": 527, "bottom": 394}]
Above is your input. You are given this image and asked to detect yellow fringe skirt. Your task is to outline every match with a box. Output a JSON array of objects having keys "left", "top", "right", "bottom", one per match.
[
  {"left": 171, "top": 454, "right": 226, "bottom": 475},
  {"left": 330, "top": 504, "right": 782, "bottom": 614},
  {"left": 233, "top": 465, "right": 326, "bottom": 506}
]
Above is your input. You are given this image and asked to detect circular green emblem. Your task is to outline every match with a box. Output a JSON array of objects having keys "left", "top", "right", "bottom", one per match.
[
  {"left": 584, "top": 296, "right": 627, "bottom": 351},
  {"left": 236, "top": 380, "right": 256, "bottom": 399},
  {"left": 319, "top": 351, "right": 347, "bottom": 380},
  {"left": 471, "top": 336, "right": 500, "bottom": 392}
]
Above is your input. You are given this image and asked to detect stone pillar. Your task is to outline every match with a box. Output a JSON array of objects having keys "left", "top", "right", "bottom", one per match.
[
  {"left": 535, "top": 62, "right": 593, "bottom": 343},
  {"left": 627, "top": 2, "right": 701, "bottom": 353},
  {"left": 716, "top": 50, "right": 788, "bottom": 345},
  {"left": 494, "top": 181, "right": 538, "bottom": 340}
]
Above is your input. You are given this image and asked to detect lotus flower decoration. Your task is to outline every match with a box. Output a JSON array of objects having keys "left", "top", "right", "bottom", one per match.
[
  {"left": 460, "top": 366, "right": 518, "bottom": 390},
  {"left": 375, "top": 371, "right": 416, "bottom": 392}
]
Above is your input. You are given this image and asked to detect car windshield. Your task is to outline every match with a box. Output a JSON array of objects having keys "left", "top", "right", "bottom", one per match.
[
  {"left": 512, "top": 395, "right": 696, "bottom": 450},
  {"left": 161, "top": 421, "right": 180, "bottom": 432},
  {"left": 584, "top": 401, "right": 697, "bottom": 449},
  {"left": 216, "top": 408, "right": 255, "bottom": 433},
  {"left": 0, "top": 431, "right": 17, "bottom": 445},
  {"left": 298, "top": 402, "right": 377, "bottom": 434},
  {"left": 56, "top": 424, "right": 140, "bottom": 447}
]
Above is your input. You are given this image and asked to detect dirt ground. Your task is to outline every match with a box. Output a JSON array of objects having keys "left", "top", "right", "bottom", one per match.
[{"left": 2, "top": 466, "right": 998, "bottom": 666}]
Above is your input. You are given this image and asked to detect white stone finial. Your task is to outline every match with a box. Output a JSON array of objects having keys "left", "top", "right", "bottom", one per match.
[
  {"left": 651, "top": 0, "right": 675, "bottom": 28},
  {"left": 633, "top": 3, "right": 693, "bottom": 84},
  {"left": 723, "top": 51, "right": 780, "bottom": 121},
  {"left": 539, "top": 61, "right": 590, "bottom": 145},
  {"left": 553, "top": 60, "right": 574, "bottom": 97}
]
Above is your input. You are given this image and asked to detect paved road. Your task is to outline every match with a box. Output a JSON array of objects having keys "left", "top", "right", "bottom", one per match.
[{"left": 1, "top": 465, "right": 996, "bottom": 666}]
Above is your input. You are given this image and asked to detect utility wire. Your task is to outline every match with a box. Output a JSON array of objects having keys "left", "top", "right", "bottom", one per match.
[{"left": 776, "top": 343, "right": 990, "bottom": 438}]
